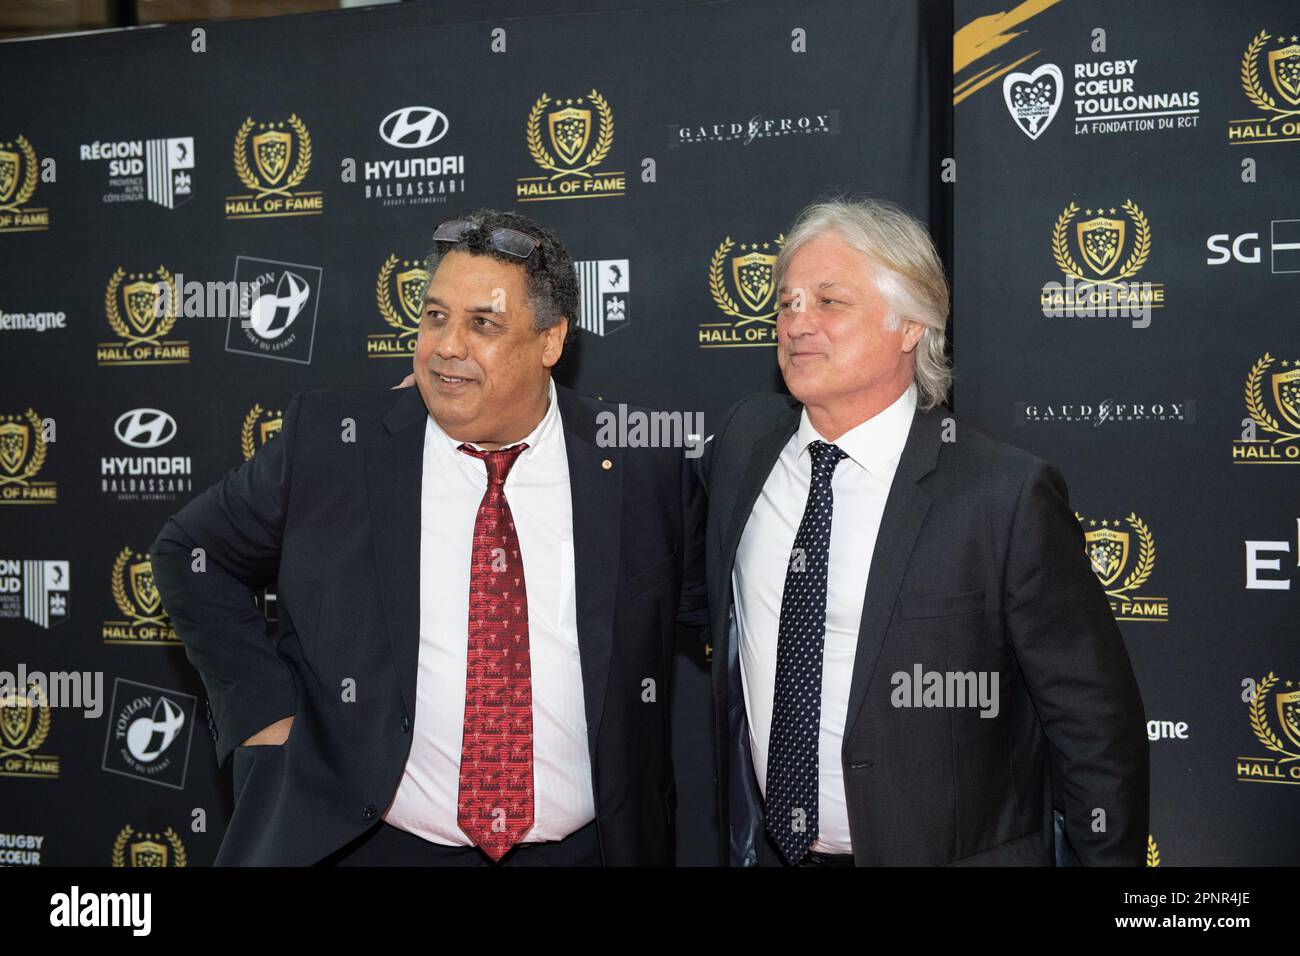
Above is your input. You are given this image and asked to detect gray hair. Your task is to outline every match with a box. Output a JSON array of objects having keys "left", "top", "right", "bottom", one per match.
[{"left": 773, "top": 197, "right": 952, "bottom": 410}]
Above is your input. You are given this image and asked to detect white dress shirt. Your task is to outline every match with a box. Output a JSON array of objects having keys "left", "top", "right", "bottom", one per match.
[
  {"left": 384, "top": 378, "right": 595, "bottom": 845},
  {"left": 733, "top": 381, "right": 917, "bottom": 853}
]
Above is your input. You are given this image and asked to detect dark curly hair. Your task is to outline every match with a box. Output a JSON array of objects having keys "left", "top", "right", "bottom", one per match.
[{"left": 420, "top": 208, "right": 578, "bottom": 345}]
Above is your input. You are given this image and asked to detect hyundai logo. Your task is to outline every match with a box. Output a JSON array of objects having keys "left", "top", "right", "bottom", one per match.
[
  {"left": 379, "top": 106, "right": 449, "bottom": 149},
  {"left": 114, "top": 408, "right": 177, "bottom": 448}
]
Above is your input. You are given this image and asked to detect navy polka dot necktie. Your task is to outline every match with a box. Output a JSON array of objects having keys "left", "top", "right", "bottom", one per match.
[{"left": 764, "top": 439, "right": 847, "bottom": 865}]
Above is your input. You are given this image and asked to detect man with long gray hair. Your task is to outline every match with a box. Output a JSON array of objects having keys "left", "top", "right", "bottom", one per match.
[{"left": 698, "top": 197, "right": 1148, "bottom": 866}]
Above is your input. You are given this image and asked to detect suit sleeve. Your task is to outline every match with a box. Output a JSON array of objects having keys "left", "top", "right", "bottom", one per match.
[
  {"left": 676, "top": 449, "right": 709, "bottom": 630},
  {"left": 1003, "top": 460, "right": 1150, "bottom": 866},
  {"left": 676, "top": 395, "right": 746, "bottom": 633},
  {"left": 149, "top": 392, "right": 305, "bottom": 769},
  {"left": 693, "top": 393, "right": 748, "bottom": 493}
]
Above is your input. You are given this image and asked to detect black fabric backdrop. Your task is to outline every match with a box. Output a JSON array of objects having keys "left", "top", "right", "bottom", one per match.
[
  {"left": 953, "top": 0, "right": 1298, "bottom": 865},
  {"left": 0, "top": 0, "right": 937, "bottom": 866},
  {"left": 4, "top": 0, "right": 1291, "bottom": 868}
]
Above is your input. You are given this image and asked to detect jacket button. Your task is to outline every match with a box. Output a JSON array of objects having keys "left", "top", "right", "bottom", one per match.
[
  {"left": 401, "top": 716, "right": 410, "bottom": 733},
  {"left": 362, "top": 805, "right": 376, "bottom": 820}
]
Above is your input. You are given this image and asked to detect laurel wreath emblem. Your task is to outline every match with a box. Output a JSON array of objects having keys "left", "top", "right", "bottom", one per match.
[
  {"left": 1076, "top": 511, "right": 1155, "bottom": 598},
  {"left": 1051, "top": 200, "right": 1151, "bottom": 285},
  {"left": 111, "top": 546, "right": 134, "bottom": 618},
  {"left": 111, "top": 825, "right": 188, "bottom": 867},
  {"left": 0, "top": 135, "right": 38, "bottom": 212},
  {"left": 1114, "top": 512, "right": 1156, "bottom": 596},
  {"left": 111, "top": 545, "right": 166, "bottom": 625},
  {"left": 527, "top": 90, "right": 614, "bottom": 179},
  {"left": 708, "top": 235, "right": 786, "bottom": 323},
  {"left": 234, "top": 115, "right": 313, "bottom": 197},
  {"left": 1249, "top": 672, "right": 1300, "bottom": 761},
  {"left": 376, "top": 255, "right": 422, "bottom": 335},
  {"left": 0, "top": 408, "right": 46, "bottom": 486},
  {"left": 104, "top": 266, "right": 176, "bottom": 344},
  {"left": 1242, "top": 31, "right": 1278, "bottom": 111},
  {"left": 110, "top": 827, "right": 130, "bottom": 867},
  {"left": 0, "top": 682, "right": 50, "bottom": 756},
  {"left": 1240, "top": 30, "right": 1300, "bottom": 119},
  {"left": 1243, "top": 353, "right": 1300, "bottom": 441},
  {"left": 1146, "top": 835, "right": 1159, "bottom": 867},
  {"left": 241, "top": 405, "right": 263, "bottom": 462},
  {"left": 526, "top": 94, "right": 557, "bottom": 172}
]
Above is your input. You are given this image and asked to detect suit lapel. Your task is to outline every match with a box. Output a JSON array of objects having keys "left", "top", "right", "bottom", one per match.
[
  {"left": 556, "top": 384, "right": 622, "bottom": 753},
  {"left": 363, "top": 386, "right": 428, "bottom": 716},
  {"left": 714, "top": 400, "right": 798, "bottom": 733},
  {"left": 719, "top": 401, "right": 801, "bottom": 608},
  {"left": 841, "top": 404, "right": 945, "bottom": 740}
]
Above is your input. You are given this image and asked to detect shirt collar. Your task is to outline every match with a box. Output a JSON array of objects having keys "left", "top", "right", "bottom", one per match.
[
  {"left": 427, "top": 377, "right": 559, "bottom": 464},
  {"left": 795, "top": 380, "right": 917, "bottom": 477}
]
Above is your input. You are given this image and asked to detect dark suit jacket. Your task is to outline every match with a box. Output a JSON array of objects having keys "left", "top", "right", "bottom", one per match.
[
  {"left": 698, "top": 392, "right": 1149, "bottom": 866},
  {"left": 150, "top": 383, "right": 705, "bottom": 866}
]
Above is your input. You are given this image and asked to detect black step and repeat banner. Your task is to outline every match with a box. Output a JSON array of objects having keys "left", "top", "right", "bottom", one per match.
[
  {"left": 0, "top": 0, "right": 937, "bottom": 865},
  {"left": 954, "top": 0, "right": 1298, "bottom": 865}
]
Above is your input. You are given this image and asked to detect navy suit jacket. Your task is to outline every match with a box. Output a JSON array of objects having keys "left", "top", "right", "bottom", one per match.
[{"left": 151, "top": 383, "right": 705, "bottom": 865}]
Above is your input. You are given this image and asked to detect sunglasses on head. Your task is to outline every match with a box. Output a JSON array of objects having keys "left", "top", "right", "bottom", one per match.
[{"left": 432, "top": 219, "right": 539, "bottom": 259}]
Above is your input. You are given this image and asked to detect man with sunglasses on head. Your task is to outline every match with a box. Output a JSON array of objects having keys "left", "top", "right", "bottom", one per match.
[{"left": 150, "top": 208, "right": 706, "bottom": 866}]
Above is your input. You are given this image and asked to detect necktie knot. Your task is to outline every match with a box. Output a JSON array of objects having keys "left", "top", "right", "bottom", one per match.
[
  {"left": 459, "top": 442, "right": 528, "bottom": 486},
  {"left": 807, "top": 440, "right": 846, "bottom": 479}
]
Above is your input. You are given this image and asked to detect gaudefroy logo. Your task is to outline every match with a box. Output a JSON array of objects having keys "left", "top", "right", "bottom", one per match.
[
  {"left": 380, "top": 106, "right": 449, "bottom": 149},
  {"left": 670, "top": 110, "right": 840, "bottom": 146}
]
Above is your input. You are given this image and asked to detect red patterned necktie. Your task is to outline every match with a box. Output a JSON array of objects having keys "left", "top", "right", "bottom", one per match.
[{"left": 456, "top": 442, "right": 534, "bottom": 860}]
